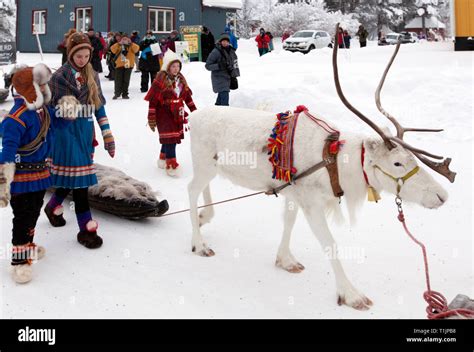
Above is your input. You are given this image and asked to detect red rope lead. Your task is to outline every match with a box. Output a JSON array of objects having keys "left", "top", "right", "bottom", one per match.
[{"left": 397, "top": 209, "right": 474, "bottom": 319}]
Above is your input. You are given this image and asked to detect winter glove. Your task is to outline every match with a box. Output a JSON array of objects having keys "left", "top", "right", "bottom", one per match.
[
  {"left": 148, "top": 119, "right": 157, "bottom": 132},
  {"left": 147, "top": 105, "right": 157, "bottom": 132},
  {"left": 57, "top": 95, "right": 81, "bottom": 120},
  {"left": 95, "top": 107, "right": 115, "bottom": 157},
  {"left": 0, "top": 163, "right": 15, "bottom": 208},
  {"left": 102, "top": 131, "right": 115, "bottom": 158}
]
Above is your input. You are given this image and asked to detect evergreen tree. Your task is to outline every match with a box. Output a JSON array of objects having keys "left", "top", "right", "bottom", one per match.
[{"left": 354, "top": 0, "right": 420, "bottom": 37}]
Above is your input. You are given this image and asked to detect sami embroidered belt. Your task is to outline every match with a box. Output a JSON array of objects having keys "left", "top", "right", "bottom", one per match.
[{"left": 15, "top": 162, "right": 48, "bottom": 171}]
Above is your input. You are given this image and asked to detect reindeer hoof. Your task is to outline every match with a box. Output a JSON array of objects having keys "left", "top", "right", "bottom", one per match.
[
  {"left": 275, "top": 257, "right": 305, "bottom": 273},
  {"left": 192, "top": 245, "right": 215, "bottom": 257},
  {"left": 337, "top": 292, "right": 373, "bottom": 311}
]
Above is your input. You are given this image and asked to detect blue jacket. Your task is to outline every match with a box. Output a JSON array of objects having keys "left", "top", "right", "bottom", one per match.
[
  {"left": 0, "top": 97, "right": 57, "bottom": 193},
  {"left": 224, "top": 26, "right": 238, "bottom": 50}
]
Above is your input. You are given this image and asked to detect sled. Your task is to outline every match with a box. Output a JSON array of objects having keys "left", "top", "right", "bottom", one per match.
[
  {"left": 54, "top": 163, "right": 169, "bottom": 220},
  {"left": 0, "top": 89, "right": 9, "bottom": 103}
]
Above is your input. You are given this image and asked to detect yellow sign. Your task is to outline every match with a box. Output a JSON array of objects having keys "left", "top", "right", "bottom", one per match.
[
  {"left": 181, "top": 25, "right": 202, "bottom": 34},
  {"left": 183, "top": 33, "right": 199, "bottom": 54}
]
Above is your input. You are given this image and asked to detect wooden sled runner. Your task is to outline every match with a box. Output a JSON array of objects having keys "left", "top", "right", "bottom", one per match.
[{"left": 55, "top": 163, "right": 169, "bottom": 220}]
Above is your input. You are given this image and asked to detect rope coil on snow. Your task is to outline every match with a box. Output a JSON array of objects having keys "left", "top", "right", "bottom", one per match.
[{"left": 396, "top": 197, "right": 474, "bottom": 319}]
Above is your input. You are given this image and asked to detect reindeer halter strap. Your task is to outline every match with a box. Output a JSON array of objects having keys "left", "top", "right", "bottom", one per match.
[
  {"left": 361, "top": 143, "right": 420, "bottom": 200},
  {"left": 374, "top": 165, "right": 420, "bottom": 195}
]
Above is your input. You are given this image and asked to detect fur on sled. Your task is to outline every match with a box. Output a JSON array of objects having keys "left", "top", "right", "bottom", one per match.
[{"left": 87, "top": 163, "right": 169, "bottom": 219}]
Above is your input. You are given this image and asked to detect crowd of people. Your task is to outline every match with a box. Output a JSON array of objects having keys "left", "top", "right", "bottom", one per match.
[{"left": 0, "top": 24, "right": 244, "bottom": 283}]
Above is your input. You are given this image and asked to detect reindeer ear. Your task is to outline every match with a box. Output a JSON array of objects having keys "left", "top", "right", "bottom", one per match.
[
  {"left": 381, "top": 126, "right": 393, "bottom": 137},
  {"left": 364, "top": 138, "right": 383, "bottom": 154}
]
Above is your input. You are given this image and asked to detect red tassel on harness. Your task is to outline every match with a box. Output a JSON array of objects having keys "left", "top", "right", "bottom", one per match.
[
  {"left": 329, "top": 140, "right": 345, "bottom": 155},
  {"left": 294, "top": 105, "right": 308, "bottom": 114}
]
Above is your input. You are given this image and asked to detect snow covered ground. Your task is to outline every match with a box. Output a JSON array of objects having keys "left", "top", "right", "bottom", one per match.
[{"left": 0, "top": 39, "right": 472, "bottom": 319}]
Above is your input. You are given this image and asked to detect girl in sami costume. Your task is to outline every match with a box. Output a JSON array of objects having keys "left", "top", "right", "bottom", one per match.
[
  {"left": 44, "top": 32, "right": 116, "bottom": 249},
  {"left": 145, "top": 50, "right": 197, "bottom": 177},
  {"left": 0, "top": 63, "right": 62, "bottom": 283}
]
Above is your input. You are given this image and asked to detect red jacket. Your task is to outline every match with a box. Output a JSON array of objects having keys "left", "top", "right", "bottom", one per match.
[
  {"left": 145, "top": 72, "right": 196, "bottom": 145},
  {"left": 255, "top": 34, "right": 270, "bottom": 49},
  {"left": 337, "top": 32, "right": 344, "bottom": 45},
  {"left": 99, "top": 37, "right": 107, "bottom": 59}
]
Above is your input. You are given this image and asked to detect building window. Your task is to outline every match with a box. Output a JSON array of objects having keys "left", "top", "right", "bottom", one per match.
[
  {"left": 32, "top": 10, "right": 46, "bottom": 34},
  {"left": 76, "top": 7, "right": 92, "bottom": 32},
  {"left": 149, "top": 8, "right": 174, "bottom": 33}
]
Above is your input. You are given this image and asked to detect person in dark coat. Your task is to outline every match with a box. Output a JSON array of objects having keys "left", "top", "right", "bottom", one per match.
[
  {"left": 205, "top": 33, "right": 240, "bottom": 106},
  {"left": 131, "top": 30, "right": 141, "bottom": 72},
  {"left": 356, "top": 25, "right": 369, "bottom": 48},
  {"left": 166, "top": 30, "right": 180, "bottom": 53},
  {"left": 139, "top": 31, "right": 161, "bottom": 92},
  {"left": 201, "top": 26, "right": 215, "bottom": 62},
  {"left": 105, "top": 32, "right": 122, "bottom": 80},
  {"left": 343, "top": 30, "right": 351, "bottom": 49},
  {"left": 266, "top": 31, "right": 274, "bottom": 51},
  {"left": 87, "top": 28, "right": 104, "bottom": 73},
  {"left": 57, "top": 28, "right": 76, "bottom": 65}
]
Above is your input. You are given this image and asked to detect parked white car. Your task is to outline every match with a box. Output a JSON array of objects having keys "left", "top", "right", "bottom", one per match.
[
  {"left": 406, "top": 32, "right": 420, "bottom": 43},
  {"left": 400, "top": 31, "right": 419, "bottom": 43},
  {"left": 385, "top": 33, "right": 403, "bottom": 45},
  {"left": 283, "top": 30, "right": 332, "bottom": 53}
]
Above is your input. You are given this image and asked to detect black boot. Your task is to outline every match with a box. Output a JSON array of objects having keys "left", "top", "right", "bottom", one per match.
[
  {"left": 44, "top": 205, "right": 66, "bottom": 227},
  {"left": 77, "top": 231, "right": 103, "bottom": 249},
  {"left": 77, "top": 220, "right": 102, "bottom": 249}
]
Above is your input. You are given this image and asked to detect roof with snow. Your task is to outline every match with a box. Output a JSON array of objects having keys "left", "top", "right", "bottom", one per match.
[
  {"left": 405, "top": 16, "right": 446, "bottom": 29},
  {"left": 202, "top": 0, "right": 242, "bottom": 9}
]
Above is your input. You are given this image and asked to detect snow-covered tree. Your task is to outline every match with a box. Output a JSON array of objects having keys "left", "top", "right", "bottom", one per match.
[
  {"left": 261, "top": 1, "right": 359, "bottom": 36},
  {"left": 237, "top": 0, "right": 277, "bottom": 38},
  {"left": 0, "top": 0, "right": 16, "bottom": 42},
  {"left": 261, "top": 3, "right": 314, "bottom": 36},
  {"left": 437, "top": 1, "right": 452, "bottom": 36},
  {"left": 324, "top": 0, "right": 361, "bottom": 14},
  {"left": 414, "top": 0, "right": 443, "bottom": 35},
  {"left": 354, "top": 0, "right": 418, "bottom": 38},
  {"left": 237, "top": 0, "right": 255, "bottom": 39}
]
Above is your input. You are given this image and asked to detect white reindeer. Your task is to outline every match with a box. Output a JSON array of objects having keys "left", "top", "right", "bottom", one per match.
[{"left": 187, "top": 26, "right": 455, "bottom": 311}]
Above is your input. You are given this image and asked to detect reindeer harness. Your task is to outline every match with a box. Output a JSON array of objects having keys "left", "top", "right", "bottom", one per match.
[{"left": 266, "top": 106, "right": 344, "bottom": 199}]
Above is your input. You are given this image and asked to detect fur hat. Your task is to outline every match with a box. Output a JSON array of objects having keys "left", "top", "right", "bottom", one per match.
[
  {"left": 161, "top": 50, "right": 182, "bottom": 73},
  {"left": 12, "top": 63, "right": 52, "bottom": 110},
  {"left": 67, "top": 32, "right": 93, "bottom": 65}
]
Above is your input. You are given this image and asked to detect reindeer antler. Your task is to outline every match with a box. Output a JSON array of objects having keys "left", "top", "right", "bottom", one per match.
[
  {"left": 375, "top": 41, "right": 444, "bottom": 139},
  {"left": 332, "top": 25, "right": 396, "bottom": 151},
  {"left": 374, "top": 37, "right": 456, "bottom": 182},
  {"left": 332, "top": 23, "right": 456, "bottom": 183}
]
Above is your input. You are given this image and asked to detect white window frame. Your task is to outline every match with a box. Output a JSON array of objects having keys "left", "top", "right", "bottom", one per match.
[
  {"left": 149, "top": 7, "right": 174, "bottom": 34},
  {"left": 32, "top": 10, "right": 46, "bottom": 34},
  {"left": 76, "top": 7, "right": 92, "bottom": 33}
]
